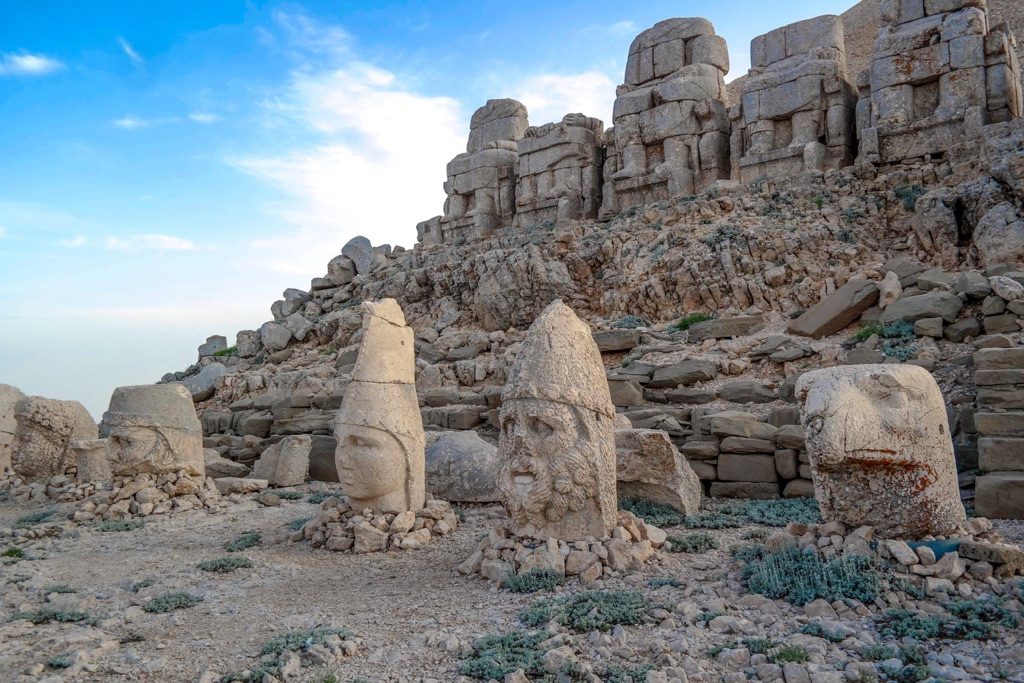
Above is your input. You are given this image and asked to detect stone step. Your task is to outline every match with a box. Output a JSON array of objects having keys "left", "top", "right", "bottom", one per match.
[
  {"left": 975, "top": 472, "right": 1024, "bottom": 519},
  {"left": 979, "top": 438, "right": 1024, "bottom": 472},
  {"left": 974, "top": 412, "right": 1024, "bottom": 437}
]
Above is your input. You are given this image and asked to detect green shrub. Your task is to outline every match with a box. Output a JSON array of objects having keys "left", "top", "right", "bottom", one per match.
[
  {"left": 696, "top": 609, "right": 727, "bottom": 623},
  {"left": 742, "top": 529, "right": 770, "bottom": 541},
  {"left": 800, "top": 622, "right": 845, "bottom": 643},
  {"left": 881, "top": 319, "right": 916, "bottom": 339},
  {"left": 877, "top": 598, "right": 1019, "bottom": 641},
  {"left": 47, "top": 655, "right": 71, "bottom": 669},
  {"left": 742, "top": 547, "right": 888, "bottom": 606},
  {"left": 46, "top": 584, "right": 76, "bottom": 594},
  {"left": 669, "top": 312, "right": 715, "bottom": 332},
  {"left": 882, "top": 342, "right": 916, "bottom": 361},
  {"left": 121, "top": 630, "right": 146, "bottom": 643},
  {"left": 770, "top": 644, "right": 809, "bottom": 664},
  {"left": 268, "top": 490, "right": 303, "bottom": 500},
  {"left": 288, "top": 517, "right": 311, "bottom": 532},
  {"left": 899, "top": 645, "right": 926, "bottom": 665},
  {"left": 95, "top": 519, "right": 145, "bottom": 532},
  {"left": 946, "top": 597, "right": 1019, "bottom": 629},
  {"left": 860, "top": 644, "right": 898, "bottom": 662},
  {"left": 7, "top": 573, "right": 30, "bottom": 583},
  {"left": 307, "top": 492, "right": 331, "bottom": 504},
  {"left": 143, "top": 592, "right": 204, "bottom": 614},
  {"left": 14, "top": 510, "right": 55, "bottom": 528},
  {"left": 2, "top": 546, "right": 25, "bottom": 558},
  {"left": 895, "top": 185, "right": 926, "bottom": 211},
  {"left": 458, "top": 630, "right": 550, "bottom": 680},
  {"left": 199, "top": 557, "right": 253, "bottom": 574},
  {"left": 504, "top": 569, "right": 565, "bottom": 594},
  {"left": 520, "top": 590, "right": 651, "bottom": 632},
  {"left": 131, "top": 578, "right": 155, "bottom": 593},
  {"left": 666, "top": 532, "right": 719, "bottom": 554},
  {"left": 743, "top": 498, "right": 821, "bottom": 526},
  {"left": 648, "top": 577, "right": 680, "bottom": 588},
  {"left": 601, "top": 663, "right": 656, "bottom": 683},
  {"left": 683, "top": 511, "right": 745, "bottom": 529},
  {"left": 9, "top": 608, "right": 95, "bottom": 624},
  {"left": 260, "top": 627, "right": 352, "bottom": 659},
  {"left": 619, "top": 497, "right": 684, "bottom": 527},
  {"left": 225, "top": 533, "right": 261, "bottom": 552},
  {"left": 745, "top": 639, "right": 780, "bottom": 655},
  {"left": 612, "top": 316, "right": 649, "bottom": 329},
  {"left": 212, "top": 346, "right": 237, "bottom": 357}
]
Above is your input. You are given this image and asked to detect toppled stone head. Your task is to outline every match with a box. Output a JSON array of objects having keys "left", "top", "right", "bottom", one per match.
[
  {"left": 797, "top": 364, "right": 966, "bottom": 539},
  {"left": 334, "top": 299, "right": 425, "bottom": 514},
  {"left": 103, "top": 384, "right": 204, "bottom": 477},
  {"left": 11, "top": 397, "right": 97, "bottom": 481},
  {"left": 498, "top": 300, "right": 617, "bottom": 542}
]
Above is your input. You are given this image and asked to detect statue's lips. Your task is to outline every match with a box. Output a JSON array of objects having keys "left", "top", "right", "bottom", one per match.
[{"left": 512, "top": 473, "right": 535, "bottom": 486}]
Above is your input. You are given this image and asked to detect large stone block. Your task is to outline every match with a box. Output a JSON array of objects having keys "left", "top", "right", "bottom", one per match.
[
  {"left": 11, "top": 397, "right": 97, "bottom": 481},
  {"left": 979, "top": 438, "right": 1024, "bottom": 472},
  {"left": 787, "top": 280, "right": 881, "bottom": 339},
  {"left": 648, "top": 360, "right": 718, "bottom": 389},
  {"left": 616, "top": 429, "right": 701, "bottom": 514},
  {"left": 425, "top": 430, "right": 499, "bottom": 503},
  {"left": 975, "top": 472, "right": 1024, "bottom": 519},
  {"left": 718, "top": 453, "right": 779, "bottom": 482}
]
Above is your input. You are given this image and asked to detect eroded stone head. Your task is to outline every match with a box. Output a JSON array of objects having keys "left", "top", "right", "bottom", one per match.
[
  {"left": 797, "top": 364, "right": 966, "bottom": 538},
  {"left": 102, "top": 384, "right": 204, "bottom": 477},
  {"left": 11, "top": 397, "right": 97, "bottom": 481},
  {"left": 498, "top": 300, "right": 617, "bottom": 541},
  {"left": 334, "top": 299, "right": 425, "bottom": 514}
]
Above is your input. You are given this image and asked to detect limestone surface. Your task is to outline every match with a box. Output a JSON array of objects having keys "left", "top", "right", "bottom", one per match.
[
  {"left": 103, "top": 384, "right": 204, "bottom": 477},
  {"left": 498, "top": 300, "right": 617, "bottom": 542},
  {"left": 334, "top": 299, "right": 425, "bottom": 514},
  {"left": 71, "top": 439, "right": 111, "bottom": 483},
  {"left": 11, "top": 397, "right": 97, "bottom": 481},
  {"left": 616, "top": 428, "right": 701, "bottom": 515},
  {"left": 0, "top": 384, "right": 25, "bottom": 473},
  {"left": 797, "top": 364, "right": 966, "bottom": 538},
  {"left": 254, "top": 434, "right": 311, "bottom": 487},
  {"left": 425, "top": 430, "right": 500, "bottom": 503}
]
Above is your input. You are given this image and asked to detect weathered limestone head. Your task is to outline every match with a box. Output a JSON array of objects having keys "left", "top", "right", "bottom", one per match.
[
  {"left": 103, "top": 384, "right": 204, "bottom": 477},
  {"left": 498, "top": 300, "right": 617, "bottom": 542},
  {"left": 11, "top": 397, "right": 97, "bottom": 481},
  {"left": 797, "top": 364, "right": 966, "bottom": 539},
  {"left": 624, "top": 17, "right": 729, "bottom": 87},
  {"left": 466, "top": 98, "right": 529, "bottom": 154},
  {"left": 334, "top": 299, "right": 425, "bottom": 514}
]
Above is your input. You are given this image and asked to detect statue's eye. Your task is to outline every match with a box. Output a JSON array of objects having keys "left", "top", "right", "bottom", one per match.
[
  {"left": 348, "top": 435, "right": 369, "bottom": 447},
  {"left": 530, "top": 418, "right": 554, "bottom": 438}
]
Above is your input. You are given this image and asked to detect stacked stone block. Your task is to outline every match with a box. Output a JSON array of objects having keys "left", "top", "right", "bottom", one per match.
[
  {"left": 974, "top": 347, "right": 1024, "bottom": 519},
  {"left": 731, "top": 15, "right": 857, "bottom": 183},
  {"left": 857, "top": 0, "right": 1023, "bottom": 166}
]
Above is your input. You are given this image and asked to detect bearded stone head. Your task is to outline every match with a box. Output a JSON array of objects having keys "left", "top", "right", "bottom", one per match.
[{"left": 102, "top": 384, "right": 203, "bottom": 478}]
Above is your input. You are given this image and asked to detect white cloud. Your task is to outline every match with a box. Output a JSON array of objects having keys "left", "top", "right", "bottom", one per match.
[
  {"left": 118, "top": 38, "right": 144, "bottom": 64},
  {"left": 113, "top": 115, "right": 179, "bottom": 130},
  {"left": 0, "top": 52, "right": 64, "bottom": 77},
  {"left": 272, "top": 10, "right": 352, "bottom": 58},
  {"left": 188, "top": 112, "right": 220, "bottom": 124},
  {"left": 104, "top": 234, "right": 196, "bottom": 251},
  {"left": 57, "top": 235, "right": 87, "bottom": 248},
  {"left": 509, "top": 70, "right": 617, "bottom": 127}
]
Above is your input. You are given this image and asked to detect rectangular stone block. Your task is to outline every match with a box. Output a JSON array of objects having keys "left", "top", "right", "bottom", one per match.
[
  {"left": 975, "top": 370, "right": 1024, "bottom": 386},
  {"left": 974, "top": 348, "right": 1024, "bottom": 370},
  {"left": 717, "top": 453, "right": 778, "bottom": 482},
  {"left": 688, "top": 459, "right": 717, "bottom": 481},
  {"left": 974, "top": 471, "right": 1024, "bottom": 519},
  {"left": 871, "top": 43, "right": 949, "bottom": 90},
  {"left": 950, "top": 35, "right": 985, "bottom": 69},
  {"left": 709, "top": 481, "right": 780, "bottom": 499},
  {"left": 719, "top": 437, "right": 775, "bottom": 454},
  {"left": 787, "top": 280, "right": 879, "bottom": 339},
  {"left": 977, "top": 387, "right": 1024, "bottom": 409},
  {"left": 974, "top": 412, "right": 1024, "bottom": 437},
  {"left": 979, "top": 438, "right": 1024, "bottom": 472}
]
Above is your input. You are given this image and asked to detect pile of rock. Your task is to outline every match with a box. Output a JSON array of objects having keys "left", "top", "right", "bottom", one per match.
[
  {"left": 295, "top": 495, "right": 459, "bottom": 553},
  {"left": 458, "top": 510, "right": 667, "bottom": 586},
  {"left": 974, "top": 346, "right": 1024, "bottom": 518}
]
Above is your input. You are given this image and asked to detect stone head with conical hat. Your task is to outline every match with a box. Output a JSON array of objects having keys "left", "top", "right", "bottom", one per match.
[
  {"left": 103, "top": 384, "right": 204, "bottom": 477},
  {"left": 334, "top": 299, "right": 425, "bottom": 514},
  {"left": 498, "top": 300, "right": 617, "bottom": 541}
]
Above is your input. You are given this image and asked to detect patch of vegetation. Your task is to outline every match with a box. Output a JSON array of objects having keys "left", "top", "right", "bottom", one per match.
[
  {"left": 648, "top": 577, "right": 681, "bottom": 588},
  {"left": 120, "top": 630, "right": 146, "bottom": 644},
  {"left": 619, "top": 497, "right": 684, "bottom": 528},
  {"left": 947, "top": 597, "right": 1020, "bottom": 629},
  {"left": 895, "top": 184, "right": 926, "bottom": 211},
  {"left": 899, "top": 645, "right": 926, "bottom": 665},
  {"left": 770, "top": 644, "right": 810, "bottom": 664},
  {"left": 601, "top": 663, "right": 657, "bottom": 683},
  {"left": 520, "top": 590, "right": 651, "bottom": 632},
  {"left": 288, "top": 517, "right": 312, "bottom": 532},
  {"left": 800, "top": 622, "right": 846, "bottom": 643},
  {"left": 788, "top": 308, "right": 806, "bottom": 320},
  {"left": 669, "top": 312, "right": 715, "bottom": 332},
  {"left": 612, "top": 315, "right": 650, "bottom": 329},
  {"left": 95, "top": 519, "right": 145, "bottom": 532},
  {"left": 307, "top": 492, "right": 331, "bottom": 504},
  {"left": 882, "top": 341, "right": 917, "bottom": 361},
  {"left": 504, "top": 569, "right": 565, "bottom": 594},
  {"left": 2, "top": 546, "right": 25, "bottom": 559},
  {"left": 46, "top": 583, "right": 76, "bottom": 594},
  {"left": 199, "top": 556, "right": 253, "bottom": 574},
  {"left": 7, "top": 573, "right": 30, "bottom": 584},
  {"left": 741, "top": 546, "right": 889, "bottom": 606},
  {"left": 696, "top": 609, "right": 727, "bottom": 623},
  {"left": 881, "top": 664, "right": 931, "bottom": 683},
  {"left": 892, "top": 578, "right": 925, "bottom": 600},
  {"left": 742, "top": 529, "right": 770, "bottom": 541},
  {"left": 268, "top": 489, "right": 303, "bottom": 501},
  {"left": 876, "top": 603, "right": 1012, "bottom": 641},
  {"left": 131, "top": 578, "right": 155, "bottom": 593},
  {"left": 14, "top": 510, "right": 55, "bottom": 528},
  {"left": 745, "top": 638, "right": 780, "bottom": 655},
  {"left": 683, "top": 511, "right": 745, "bottom": 529},
  {"left": 225, "top": 532, "right": 262, "bottom": 552},
  {"left": 212, "top": 346, "right": 237, "bottom": 357},
  {"left": 143, "top": 592, "right": 204, "bottom": 614},
  {"left": 666, "top": 532, "right": 719, "bottom": 554},
  {"left": 458, "top": 630, "right": 550, "bottom": 680},
  {"left": 743, "top": 498, "right": 821, "bottom": 527},
  {"left": 9, "top": 608, "right": 96, "bottom": 625},
  {"left": 861, "top": 644, "right": 898, "bottom": 662},
  {"left": 223, "top": 627, "right": 354, "bottom": 682},
  {"left": 47, "top": 655, "right": 71, "bottom": 669}
]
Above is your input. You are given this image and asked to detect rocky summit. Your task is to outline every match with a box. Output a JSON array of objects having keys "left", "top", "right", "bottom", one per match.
[{"left": 4, "top": 2, "right": 1024, "bottom": 682}]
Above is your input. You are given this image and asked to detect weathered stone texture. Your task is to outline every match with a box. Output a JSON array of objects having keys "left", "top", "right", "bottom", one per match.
[
  {"left": 425, "top": 430, "right": 500, "bottom": 503},
  {"left": 103, "top": 384, "right": 204, "bottom": 477},
  {"left": 11, "top": 397, "right": 97, "bottom": 481},
  {"left": 498, "top": 300, "right": 618, "bottom": 541},
  {"left": 0, "top": 384, "right": 25, "bottom": 473},
  {"left": 797, "top": 364, "right": 965, "bottom": 538},
  {"left": 616, "top": 428, "right": 701, "bottom": 515}
]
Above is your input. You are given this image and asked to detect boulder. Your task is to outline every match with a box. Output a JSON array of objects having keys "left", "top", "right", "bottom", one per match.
[
  {"left": 103, "top": 384, "right": 205, "bottom": 477},
  {"left": 342, "top": 236, "right": 375, "bottom": 275},
  {"left": 260, "top": 322, "right": 293, "bottom": 352},
  {"left": 990, "top": 276, "right": 1024, "bottom": 302},
  {"left": 214, "top": 477, "right": 269, "bottom": 495},
  {"left": 175, "top": 363, "right": 227, "bottom": 402},
  {"left": 253, "top": 435, "right": 311, "bottom": 487},
  {"left": 787, "top": 279, "right": 879, "bottom": 339},
  {"left": 71, "top": 439, "right": 111, "bottom": 483},
  {"left": 425, "top": 431, "right": 500, "bottom": 503},
  {"left": 718, "top": 381, "right": 776, "bottom": 404},
  {"left": 974, "top": 472, "right": 1024, "bottom": 520},
  {"left": 203, "top": 449, "right": 251, "bottom": 479},
  {"left": 880, "top": 292, "right": 963, "bottom": 324},
  {"left": 688, "top": 316, "right": 764, "bottom": 341},
  {"left": 198, "top": 335, "right": 227, "bottom": 358},
  {"left": 616, "top": 429, "right": 701, "bottom": 515},
  {"left": 593, "top": 330, "right": 642, "bottom": 352},
  {"left": 648, "top": 360, "right": 718, "bottom": 389},
  {"left": 607, "top": 378, "right": 644, "bottom": 407}
]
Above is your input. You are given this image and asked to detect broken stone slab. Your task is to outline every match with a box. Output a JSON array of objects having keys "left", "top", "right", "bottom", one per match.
[
  {"left": 974, "top": 413, "right": 1024, "bottom": 437},
  {"left": 608, "top": 378, "right": 644, "bottom": 407},
  {"left": 975, "top": 472, "right": 1024, "bottom": 520},
  {"left": 709, "top": 415, "right": 778, "bottom": 441},
  {"left": 879, "top": 292, "right": 964, "bottom": 323},
  {"left": 688, "top": 316, "right": 765, "bottom": 342},
  {"left": 975, "top": 348, "right": 1024, "bottom": 370},
  {"left": 648, "top": 360, "right": 718, "bottom": 389},
  {"left": 214, "top": 477, "right": 269, "bottom": 495},
  {"left": 174, "top": 363, "right": 228, "bottom": 402},
  {"left": 593, "top": 329, "right": 642, "bottom": 352},
  {"left": 787, "top": 280, "right": 879, "bottom": 339},
  {"left": 616, "top": 428, "right": 701, "bottom": 515},
  {"left": 71, "top": 439, "right": 111, "bottom": 483},
  {"left": 718, "top": 380, "right": 777, "bottom": 404},
  {"left": 198, "top": 335, "right": 227, "bottom": 358},
  {"left": 253, "top": 435, "right": 311, "bottom": 487},
  {"left": 425, "top": 430, "right": 499, "bottom": 503},
  {"left": 204, "top": 448, "right": 251, "bottom": 479},
  {"left": 717, "top": 453, "right": 778, "bottom": 482}
]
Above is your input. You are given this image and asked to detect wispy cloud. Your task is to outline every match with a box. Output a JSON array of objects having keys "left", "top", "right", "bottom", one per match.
[
  {"left": 113, "top": 115, "right": 179, "bottom": 130},
  {"left": 188, "top": 112, "right": 220, "bottom": 124},
  {"left": 104, "top": 234, "right": 196, "bottom": 251},
  {"left": 271, "top": 10, "right": 352, "bottom": 58},
  {"left": 509, "top": 70, "right": 617, "bottom": 126},
  {"left": 57, "top": 235, "right": 87, "bottom": 248},
  {"left": 0, "top": 52, "right": 65, "bottom": 77},
  {"left": 118, "top": 37, "right": 144, "bottom": 64}
]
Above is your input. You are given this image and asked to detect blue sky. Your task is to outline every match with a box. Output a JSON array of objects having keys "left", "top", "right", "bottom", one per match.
[{"left": 0, "top": 0, "right": 855, "bottom": 418}]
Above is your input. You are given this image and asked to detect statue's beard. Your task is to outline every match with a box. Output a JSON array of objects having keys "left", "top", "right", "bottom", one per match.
[{"left": 500, "top": 446, "right": 596, "bottom": 530}]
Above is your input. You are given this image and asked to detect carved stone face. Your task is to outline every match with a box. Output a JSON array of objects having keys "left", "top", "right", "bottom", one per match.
[
  {"left": 107, "top": 426, "right": 171, "bottom": 474},
  {"left": 335, "top": 423, "right": 406, "bottom": 508},
  {"left": 498, "top": 399, "right": 602, "bottom": 539}
]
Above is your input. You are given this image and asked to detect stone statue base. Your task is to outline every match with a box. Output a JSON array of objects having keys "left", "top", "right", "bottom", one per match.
[
  {"left": 458, "top": 510, "right": 667, "bottom": 587},
  {"left": 297, "top": 496, "right": 460, "bottom": 553}
]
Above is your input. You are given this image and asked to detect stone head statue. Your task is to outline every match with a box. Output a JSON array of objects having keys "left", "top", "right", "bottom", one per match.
[
  {"left": 334, "top": 299, "right": 425, "bottom": 514},
  {"left": 498, "top": 300, "right": 617, "bottom": 541},
  {"left": 797, "top": 364, "right": 965, "bottom": 538},
  {"left": 11, "top": 397, "right": 96, "bottom": 481},
  {"left": 103, "top": 384, "right": 204, "bottom": 477}
]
